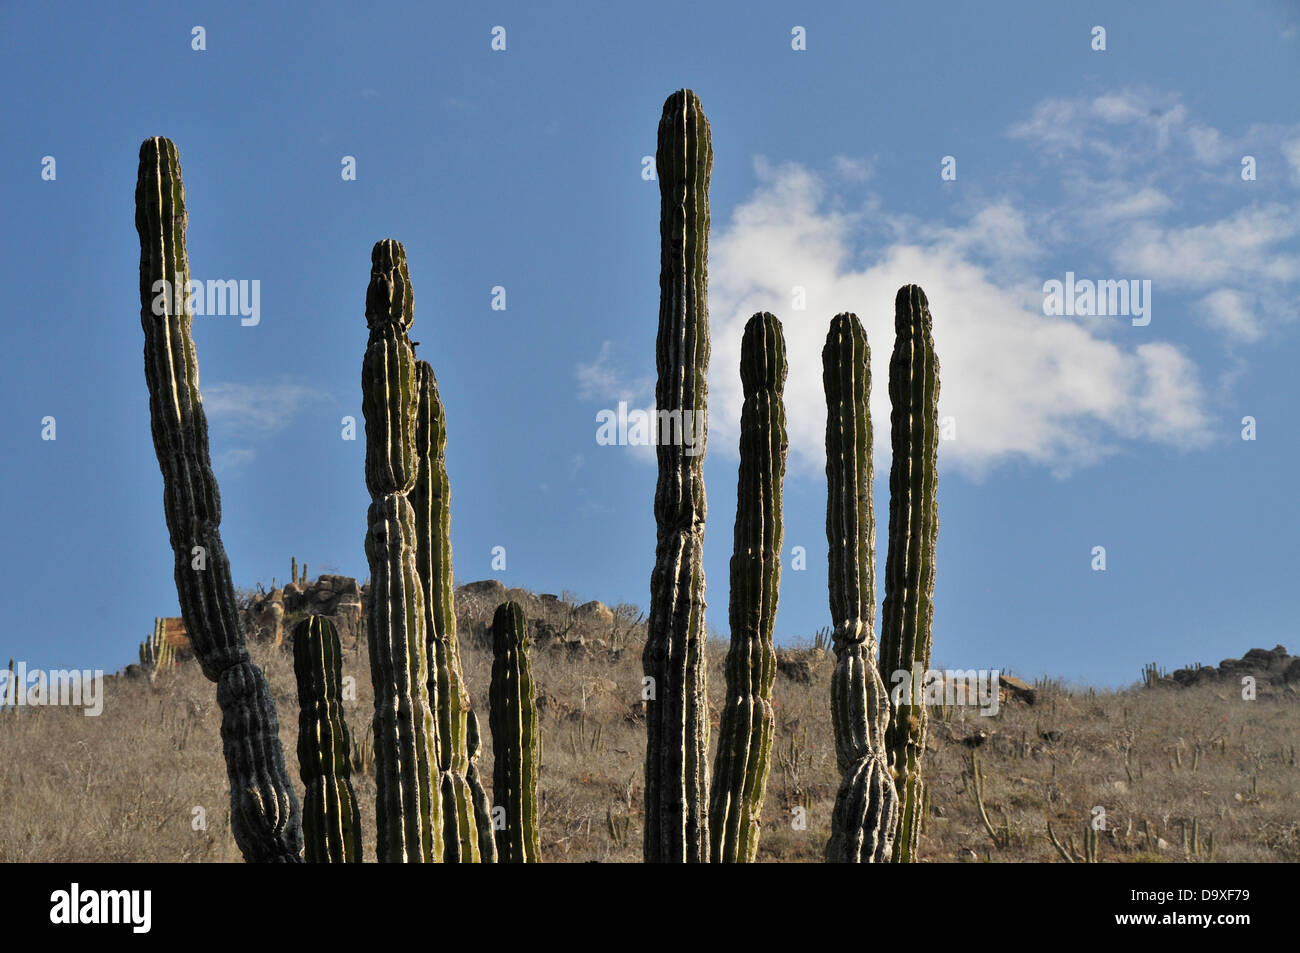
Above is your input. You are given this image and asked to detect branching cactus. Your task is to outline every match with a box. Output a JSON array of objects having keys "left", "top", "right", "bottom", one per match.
[
  {"left": 822, "top": 312, "right": 898, "bottom": 863},
  {"left": 488, "top": 601, "right": 540, "bottom": 862},
  {"left": 362, "top": 239, "right": 441, "bottom": 863},
  {"left": 879, "top": 284, "right": 940, "bottom": 862},
  {"left": 412, "top": 359, "right": 493, "bottom": 862},
  {"left": 135, "top": 137, "right": 302, "bottom": 863},
  {"left": 709, "top": 312, "right": 787, "bottom": 862},
  {"left": 644, "top": 88, "right": 714, "bottom": 863},
  {"left": 292, "top": 616, "right": 361, "bottom": 863},
  {"left": 139, "top": 617, "right": 176, "bottom": 678}
]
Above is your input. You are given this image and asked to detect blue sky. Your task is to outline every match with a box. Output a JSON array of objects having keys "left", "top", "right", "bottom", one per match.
[{"left": 2, "top": 1, "right": 1297, "bottom": 687}]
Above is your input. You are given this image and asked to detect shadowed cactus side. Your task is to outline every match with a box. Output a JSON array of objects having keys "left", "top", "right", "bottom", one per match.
[
  {"left": 643, "top": 88, "right": 714, "bottom": 864},
  {"left": 292, "top": 616, "right": 361, "bottom": 863},
  {"left": 362, "top": 239, "right": 441, "bottom": 863},
  {"left": 135, "top": 136, "right": 302, "bottom": 863},
  {"left": 822, "top": 312, "right": 898, "bottom": 863},
  {"left": 489, "top": 601, "right": 541, "bottom": 862},
  {"left": 413, "top": 359, "right": 494, "bottom": 863},
  {"left": 879, "top": 284, "right": 940, "bottom": 862},
  {"left": 709, "top": 312, "right": 788, "bottom": 862}
]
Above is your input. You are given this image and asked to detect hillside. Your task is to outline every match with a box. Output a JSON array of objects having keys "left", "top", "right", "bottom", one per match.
[{"left": 1, "top": 579, "right": 1297, "bottom": 862}]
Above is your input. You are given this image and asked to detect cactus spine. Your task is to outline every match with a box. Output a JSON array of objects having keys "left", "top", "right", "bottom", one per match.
[
  {"left": 362, "top": 239, "right": 440, "bottom": 862},
  {"left": 822, "top": 313, "right": 899, "bottom": 863},
  {"left": 709, "top": 312, "right": 787, "bottom": 862},
  {"left": 488, "top": 601, "right": 540, "bottom": 862},
  {"left": 135, "top": 137, "right": 302, "bottom": 863},
  {"left": 643, "top": 88, "right": 713, "bottom": 863},
  {"left": 879, "top": 284, "right": 940, "bottom": 862},
  {"left": 292, "top": 616, "right": 361, "bottom": 863},
  {"left": 413, "top": 359, "right": 494, "bottom": 862}
]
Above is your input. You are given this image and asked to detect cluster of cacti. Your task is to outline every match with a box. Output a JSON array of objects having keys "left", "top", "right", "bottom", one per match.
[
  {"left": 488, "top": 601, "right": 540, "bottom": 862},
  {"left": 134, "top": 91, "right": 940, "bottom": 867},
  {"left": 822, "top": 313, "right": 899, "bottom": 863},
  {"left": 292, "top": 616, "right": 361, "bottom": 863},
  {"left": 643, "top": 88, "right": 714, "bottom": 864},
  {"left": 139, "top": 617, "right": 177, "bottom": 677},
  {"left": 135, "top": 136, "right": 303, "bottom": 863},
  {"left": 709, "top": 312, "right": 788, "bottom": 863},
  {"left": 361, "top": 238, "right": 442, "bottom": 863},
  {"left": 879, "top": 285, "right": 940, "bottom": 861}
]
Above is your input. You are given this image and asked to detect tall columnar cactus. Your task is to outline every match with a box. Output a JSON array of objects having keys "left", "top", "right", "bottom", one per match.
[
  {"left": 291, "top": 557, "right": 297, "bottom": 586},
  {"left": 362, "top": 239, "right": 441, "bottom": 863},
  {"left": 413, "top": 359, "right": 493, "bottom": 862},
  {"left": 709, "top": 312, "right": 787, "bottom": 863},
  {"left": 879, "top": 284, "right": 940, "bottom": 862},
  {"left": 135, "top": 137, "right": 302, "bottom": 863},
  {"left": 644, "top": 88, "right": 713, "bottom": 864},
  {"left": 822, "top": 312, "right": 899, "bottom": 863},
  {"left": 488, "top": 601, "right": 541, "bottom": 863},
  {"left": 292, "top": 616, "right": 361, "bottom": 863},
  {"left": 139, "top": 617, "right": 176, "bottom": 677}
]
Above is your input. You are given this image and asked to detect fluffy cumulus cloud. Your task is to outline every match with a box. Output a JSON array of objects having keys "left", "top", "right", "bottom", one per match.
[
  {"left": 706, "top": 160, "right": 1212, "bottom": 478},
  {"left": 583, "top": 88, "right": 1300, "bottom": 478}
]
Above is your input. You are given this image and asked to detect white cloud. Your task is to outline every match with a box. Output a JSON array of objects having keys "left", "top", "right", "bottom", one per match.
[
  {"left": 1199, "top": 289, "right": 1262, "bottom": 342},
  {"left": 1115, "top": 205, "right": 1300, "bottom": 286},
  {"left": 202, "top": 379, "right": 327, "bottom": 437},
  {"left": 707, "top": 160, "right": 1213, "bottom": 478},
  {"left": 213, "top": 448, "right": 256, "bottom": 475}
]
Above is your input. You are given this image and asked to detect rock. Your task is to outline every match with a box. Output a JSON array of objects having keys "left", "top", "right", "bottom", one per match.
[
  {"left": 459, "top": 579, "right": 506, "bottom": 597},
  {"left": 776, "top": 648, "right": 827, "bottom": 684},
  {"left": 539, "top": 593, "right": 560, "bottom": 604},
  {"left": 998, "top": 674, "right": 1037, "bottom": 706},
  {"left": 575, "top": 600, "right": 614, "bottom": 627}
]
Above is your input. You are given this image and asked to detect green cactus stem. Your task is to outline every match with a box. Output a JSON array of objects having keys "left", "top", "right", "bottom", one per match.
[
  {"left": 291, "top": 557, "right": 297, "bottom": 586},
  {"left": 135, "top": 136, "right": 301, "bottom": 863},
  {"left": 412, "top": 358, "right": 492, "bottom": 862},
  {"left": 466, "top": 710, "right": 498, "bottom": 862},
  {"left": 488, "top": 601, "right": 540, "bottom": 862},
  {"left": 822, "top": 312, "right": 898, "bottom": 863},
  {"left": 879, "top": 284, "right": 940, "bottom": 862},
  {"left": 362, "top": 238, "right": 441, "bottom": 863},
  {"left": 292, "top": 616, "right": 361, "bottom": 863},
  {"left": 709, "top": 312, "right": 787, "bottom": 862},
  {"left": 643, "top": 88, "right": 714, "bottom": 864}
]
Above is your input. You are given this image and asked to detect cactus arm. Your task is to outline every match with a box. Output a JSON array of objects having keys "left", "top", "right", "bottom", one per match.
[
  {"left": 488, "top": 601, "right": 541, "bottom": 862},
  {"left": 822, "top": 312, "right": 898, "bottom": 863},
  {"left": 362, "top": 239, "right": 441, "bottom": 862},
  {"left": 643, "top": 88, "right": 714, "bottom": 864},
  {"left": 292, "top": 616, "right": 362, "bottom": 862},
  {"left": 135, "top": 137, "right": 302, "bottom": 863},
  {"left": 709, "top": 312, "right": 787, "bottom": 862},
  {"left": 879, "top": 285, "right": 940, "bottom": 862}
]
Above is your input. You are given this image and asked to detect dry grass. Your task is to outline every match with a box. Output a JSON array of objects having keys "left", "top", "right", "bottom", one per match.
[{"left": 2, "top": 587, "right": 1296, "bottom": 862}]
